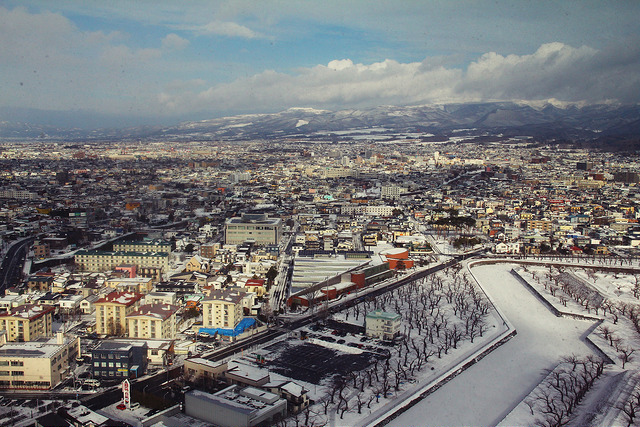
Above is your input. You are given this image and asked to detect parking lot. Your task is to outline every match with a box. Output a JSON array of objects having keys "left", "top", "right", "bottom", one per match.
[
  {"left": 264, "top": 340, "right": 377, "bottom": 384},
  {"left": 262, "top": 320, "right": 393, "bottom": 385}
]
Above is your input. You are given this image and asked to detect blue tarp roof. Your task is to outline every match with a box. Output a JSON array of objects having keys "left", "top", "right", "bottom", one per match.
[{"left": 199, "top": 317, "right": 256, "bottom": 337}]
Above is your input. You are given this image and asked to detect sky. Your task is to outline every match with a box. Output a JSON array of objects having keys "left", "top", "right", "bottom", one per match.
[{"left": 1, "top": 1, "right": 639, "bottom": 127}]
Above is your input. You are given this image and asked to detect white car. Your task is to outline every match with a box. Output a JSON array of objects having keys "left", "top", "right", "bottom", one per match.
[{"left": 198, "top": 332, "right": 210, "bottom": 338}]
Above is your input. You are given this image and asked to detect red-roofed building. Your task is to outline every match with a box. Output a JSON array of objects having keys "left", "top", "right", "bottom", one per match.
[
  {"left": 0, "top": 304, "right": 55, "bottom": 341},
  {"left": 94, "top": 292, "right": 143, "bottom": 336},
  {"left": 245, "top": 278, "right": 266, "bottom": 297},
  {"left": 380, "top": 248, "right": 414, "bottom": 270},
  {"left": 126, "top": 304, "right": 180, "bottom": 339}
]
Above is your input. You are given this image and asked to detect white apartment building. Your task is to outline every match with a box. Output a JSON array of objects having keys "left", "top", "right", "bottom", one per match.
[{"left": 365, "top": 310, "right": 401, "bottom": 340}]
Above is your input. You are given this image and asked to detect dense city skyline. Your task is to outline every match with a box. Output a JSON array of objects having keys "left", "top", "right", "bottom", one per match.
[{"left": 1, "top": 1, "right": 639, "bottom": 127}]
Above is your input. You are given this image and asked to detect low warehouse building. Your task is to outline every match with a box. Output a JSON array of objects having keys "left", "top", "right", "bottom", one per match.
[{"left": 185, "top": 385, "right": 287, "bottom": 427}]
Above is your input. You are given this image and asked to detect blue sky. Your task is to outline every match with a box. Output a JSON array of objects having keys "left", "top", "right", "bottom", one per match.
[{"left": 1, "top": 1, "right": 639, "bottom": 127}]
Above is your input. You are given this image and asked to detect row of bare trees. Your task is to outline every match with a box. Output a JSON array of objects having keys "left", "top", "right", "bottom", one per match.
[
  {"left": 597, "top": 325, "right": 636, "bottom": 368},
  {"left": 526, "top": 266, "right": 640, "bottom": 373},
  {"left": 617, "top": 382, "right": 640, "bottom": 427},
  {"left": 525, "top": 356, "right": 605, "bottom": 427},
  {"left": 291, "top": 266, "right": 494, "bottom": 425}
]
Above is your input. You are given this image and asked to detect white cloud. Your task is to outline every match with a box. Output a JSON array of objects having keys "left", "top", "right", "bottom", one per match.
[
  {"left": 100, "top": 45, "right": 161, "bottom": 65},
  {"left": 2, "top": 4, "right": 639, "bottom": 122},
  {"left": 0, "top": 5, "right": 169, "bottom": 115},
  {"left": 159, "top": 41, "right": 640, "bottom": 115},
  {"left": 162, "top": 33, "right": 190, "bottom": 50},
  {"left": 200, "top": 20, "right": 262, "bottom": 39}
]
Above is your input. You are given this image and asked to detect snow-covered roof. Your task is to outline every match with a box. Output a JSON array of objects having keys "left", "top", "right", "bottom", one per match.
[
  {"left": 94, "top": 291, "right": 143, "bottom": 306},
  {"left": 0, "top": 303, "right": 55, "bottom": 320},
  {"left": 126, "top": 303, "right": 179, "bottom": 320},
  {"left": 186, "top": 357, "right": 227, "bottom": 370},
  {"left": 65, "top": 405, "right": 108, "bottom": 425},
  {"left": 280, "top": 381, "right": 306, "bottom": 397}
]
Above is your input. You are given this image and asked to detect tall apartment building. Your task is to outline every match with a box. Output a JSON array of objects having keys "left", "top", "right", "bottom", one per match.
[
  {"left": 126, "top": 304, "right": 179, "bottom": 339},
  {"left": 94, "top": 292, "right": 143, "bottom": 336},
  {"left": 202, "top": 289, "right": 246, "bottom": 329},
  {"left": 224, "top": 213, "right": 283, "bottom": 246},
  {"left": 0, "top": 304, "right": 54, "bottom": 342}
]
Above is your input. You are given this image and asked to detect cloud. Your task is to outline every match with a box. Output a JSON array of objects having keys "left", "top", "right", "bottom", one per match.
[
  {"left": 159, "top": 41, "right": 640, "bottom": 115},
  {"left": 0, "top": 5, "right": 169, "bottom": 115},
  {"left": 162, "top": 33, "right": 190, "bottom": 50},
  {"left": 200, "top": 20, "right": 262, "bottom": 39},
  {"left": 100, "top": 45, "right": 161, "bottom": 65}
]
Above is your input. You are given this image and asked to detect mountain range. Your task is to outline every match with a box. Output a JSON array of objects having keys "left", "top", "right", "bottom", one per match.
[{"left": 1, "top": 102, "right": 639, "bottom": 150}]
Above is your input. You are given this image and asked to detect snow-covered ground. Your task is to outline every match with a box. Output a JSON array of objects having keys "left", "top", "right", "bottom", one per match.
[
  {"left": 389, "top": 263, "right": 599, "bottom": 427},
  {"left": 258, "top": 261, "right": 512, "bottom": 427}
]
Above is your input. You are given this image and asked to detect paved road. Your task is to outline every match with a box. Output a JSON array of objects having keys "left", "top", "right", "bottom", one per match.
[
  {"left": 388, "top": 263, "right": 599, "bottom": 427},
  {"left": 0, "top": 238, "right": 33, "bottom": 294}
]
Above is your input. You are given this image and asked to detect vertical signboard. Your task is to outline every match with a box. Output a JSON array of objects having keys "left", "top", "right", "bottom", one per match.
[{"left": 122, "top": 379, "right": 131, "bottom": 409}]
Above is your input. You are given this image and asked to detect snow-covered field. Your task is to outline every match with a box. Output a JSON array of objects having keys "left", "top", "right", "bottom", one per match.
[{"left": 390, "top": 263, "right": 600, "bottom": 427}]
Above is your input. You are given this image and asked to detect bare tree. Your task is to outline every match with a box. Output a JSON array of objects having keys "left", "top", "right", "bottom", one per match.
[
  {"left": 355, "top": 391, "right": 364, "bottom": 414},
  {"left": 619, "top": 347, "right": 635, "bottom": 369},
  {"left": 598, "top": 325, "right": 613, "bottom": 342},
  {"left": 617, "top": 387, "right": 640, "bottom": 427}
]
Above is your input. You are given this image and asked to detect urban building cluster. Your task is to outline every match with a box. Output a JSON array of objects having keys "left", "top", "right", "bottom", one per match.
[{"left": 1, "top": 138, "right": 640, "bottom": 425}]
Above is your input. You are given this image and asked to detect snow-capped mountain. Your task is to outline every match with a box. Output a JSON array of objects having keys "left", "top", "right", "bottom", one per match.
[
  {"left": 1, "top": 102, "right": 639, "bottom": 149},
  {"left": 157, "top": 102, "right": 640, "bottom": 147}
]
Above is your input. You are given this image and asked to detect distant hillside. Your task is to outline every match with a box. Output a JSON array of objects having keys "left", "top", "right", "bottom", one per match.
[{"left": 1, "top": 102, "right": 639, "bottom": 150}]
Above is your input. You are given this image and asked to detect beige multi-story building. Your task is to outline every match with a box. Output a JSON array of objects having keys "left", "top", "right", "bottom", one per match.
[
  {"left": 200, "top": 243, "right": 220, "bottom": 258},
  {"left": 202, "top": 289, "right": 246, "bottom": 329},
  {"left": 74, "top": 250, "right": 169, "bottom": 275},
  {"left": 105, "top": 277, "right": 154, "bottom": 294},
  {"left": 381, "top": 185, "right": 407, "bottom": 200},
  {"left": 126, "top": 304, "right": 179, "bottom": 339},
  {"left": 0, "top": 304, "right": 54, "bottom": 342},
  {"left": 224, "top": 213, "right": 282, "bottom": 246},
  {"left": 32, "top": 240, "right": 51, "bottom": 259},
  {"left": 94, "top": 292, "right": 143, "bottom": 336},
  {"left": 112, "top": 239, "right": 172, "bottom": 254},
  {"left": 322, "top": 167, "right": 359, "bottom": 179},
  {"left": 526, "top": 219, "right": 554, "bottom": 232},
  {"left": 364, "top": 205, "right": 395, "bottom": 217},
  {"left": 0, "top": 334, "right": 80, "bottom": 390}
]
